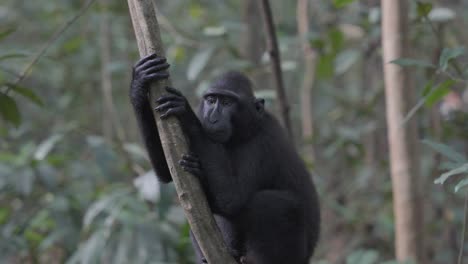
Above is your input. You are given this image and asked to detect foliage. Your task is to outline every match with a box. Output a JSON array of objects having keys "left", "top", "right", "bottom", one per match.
[
  {"left": 0, "top": 0, "right": 467, "bottom": 263},
  {"left": 424, "top": 140, "right": 468, "bottom": 193}
]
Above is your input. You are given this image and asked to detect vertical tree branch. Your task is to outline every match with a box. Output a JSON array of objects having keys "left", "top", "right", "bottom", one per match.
[
  {"left": 241, "top": 0, "right": 265, "bottom": 90},
  {"left": 99, "top": 0, "right": 138, "bottom": 175},
  {"left": 381, "top": 0, "right": 424, "bottom": 262},
  {"left": 458, "top": 193, "right": 468, "bottom": 264},
  {"left": 127, "top": 0, "right": 236, "bottom": 263},
  {"left": 296, "top": 0, "right": 317, "bottom": 159},
  {"left": 259, "top": 0, "right": 293, "bottom": 140}
]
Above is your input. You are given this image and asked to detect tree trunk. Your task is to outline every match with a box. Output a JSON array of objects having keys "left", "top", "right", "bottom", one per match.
[
  {"left": 296, "top": 0, "right": 317, "bottom": 160},
  {"left": 241, "top": 0, "right": 265, "bottom": 89},
  {"left": 100, "top": 0, "right": 125, "bottom": 141},
  {"left": 381, "top": 0, "right": 424, "bottom": 262},
  {"left": 259, "top": 0, "right": 293, "bottom": 140},
  {"left": 127, "top": 1, "right": 236, "bottom": 263},
  {"left": 241, "top": 0, "right": 262, "bottom": 63}
]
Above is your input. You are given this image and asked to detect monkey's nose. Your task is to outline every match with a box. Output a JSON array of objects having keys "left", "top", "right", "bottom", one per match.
[
  {"left": 209, "top": 113, "right": 219, "bottom": 124},
  {"left": 209, "top": 117, "right": 218, "bottom": 124}
]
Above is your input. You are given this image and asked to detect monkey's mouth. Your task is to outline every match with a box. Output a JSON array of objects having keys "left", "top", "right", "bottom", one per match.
[{"left": 206, "top": 129, "right": 231, "bottom": 143}]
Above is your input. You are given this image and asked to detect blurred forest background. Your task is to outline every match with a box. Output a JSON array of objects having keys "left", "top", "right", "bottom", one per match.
[{"left": 0, "top": 0, "right": 467, "bottom": 263}]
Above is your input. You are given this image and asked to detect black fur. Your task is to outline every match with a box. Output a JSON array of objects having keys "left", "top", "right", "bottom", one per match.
[{"left": 130, "top": 53, "right": 320, "bottom": 264}]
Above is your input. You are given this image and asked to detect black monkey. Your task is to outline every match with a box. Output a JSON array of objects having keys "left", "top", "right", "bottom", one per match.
[{"left": 130, "top": 53, "right": 320, "bottom": 264}]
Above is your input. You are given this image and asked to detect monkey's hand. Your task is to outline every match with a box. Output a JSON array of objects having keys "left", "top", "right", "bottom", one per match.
[
  {"left": 130, "top": 53, "right": 170, "bottom": 107},
  {"left": 154, "top": 86, "right": 191, "bottom": 119},
  {"left": 179, "top": 153, "right": 203, "bottom": 178}
]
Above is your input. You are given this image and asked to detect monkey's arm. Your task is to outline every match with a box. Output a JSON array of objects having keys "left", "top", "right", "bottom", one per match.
[{"left": 130, "top": 53, "right": 172, "bottom": 182}]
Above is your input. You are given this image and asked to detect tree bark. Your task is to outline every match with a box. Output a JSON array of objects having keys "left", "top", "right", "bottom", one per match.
[
  {"left": 127, "top": 1, "right": 236, "bottom": 263},
  {"left": 259, "top": 0, "right": 293, "bottom": 140},
  {"left": 381, "top": 0, "right": 424, "bottom": 262},
  {"left": 296, "top": 0, "right": 317, "bottom": 159}
]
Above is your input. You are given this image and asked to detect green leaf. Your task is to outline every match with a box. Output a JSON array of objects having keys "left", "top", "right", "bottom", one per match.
[
  {"left": 0, "top": 92, "right": 20, "bottom": 127},
  {"left": 81, "top": 229, "right": 107, "bottom": 264},
  {"left": 417, "top": 2, "right": 433, "bottom": 18},
  {"left": 0, "top": 28, "right": 16, "bottom": 41},
  {"left": 310, "top": 38, "right": 325, "bottom": 50},
  {"left": 123, "top": 143, "right": 148, "bottom": 161},
  {"left": 62, "top": 37, "right": 84, "bottom": 53},
  {"left": 422, "top": 139, "right": 467, "bottom": 163},
  {"left": 434, "top": 163, "right": 468, "bottom": 185},
  {"left": 317, "top": 54, "right": 335, "bottom": 80},
  {"left": 455, "top": 178, "right": 468, "bottom": 193},
  {"left": 0, "top": 53, "right": 28, "bottom": 61},
  {"left": 335, "top": 50, "right": 360, "bottom": 75},
  {"left": 390, "top": 58, "right": 435, "bottom": 68},
  {"left": 5, "top": 83, "right": 43, "bottom": 106},
  {"left": 187, "top": 47, "right": 215, "bottom": 81},
  {"left": 34, "top": 134, "right": 64, "bottom": 161},
  {"left": 328, "top": 29, "right": 344, "bottom": 54},
  {"left": 425, "top": 79, "right": 455, "bottom": 107},
  {"left": 24, "top": 230, "right": 44, "bottom": 245},
  {"left": 422, "top": 80, "right": 434, "bottom": 96},
  {"left": 439, "top": 47, "right": 465, "bottom": 71},
  {"left": 333, "top": 0, "right": 356, "bottom": 8},
  {"left": 189, "top": 3, "right": 204, "bottom": 18},
  {"left": 84, "top": 188, "right": 130, "bottom": 227},
  {"left": 0, "top": 207, "right": 10, "bottom": 225}
]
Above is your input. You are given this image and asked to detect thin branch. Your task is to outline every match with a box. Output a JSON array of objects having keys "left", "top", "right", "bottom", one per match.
[
  {"left": 458, "top": 193, "right": 468, "bottom": 264},
  {"left": 297, "top": 0, "right": 317, "bottom": 160},
  {"left": 259, "top": 0, "right": 293, "bottom": 140},
  {"left": 423, "top": 17, "right": 444, "bottom": 49},
  {"left": 437, "top": 70, "right": 468, "bottom": 84},
  {"left": 99, "top": 0, "right": 126, "bottom": 142},
  {"left": 156, "top": 12, "right": 199, "bottom": 47},
  {"left": 6, "top": 0, "right": 97, "bottom": 94}
]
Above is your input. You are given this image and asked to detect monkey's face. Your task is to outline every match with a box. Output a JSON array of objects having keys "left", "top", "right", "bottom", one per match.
[{"left": 200, "top": 93, "right": 238, "bottom": 143}]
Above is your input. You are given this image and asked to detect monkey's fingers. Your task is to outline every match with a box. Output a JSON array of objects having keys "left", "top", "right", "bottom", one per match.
[
  {"left": 142, "top": 62, "right": 170, "bottom": 74},
  {"left": 165, "top": 86, "right": 183, "bottom": 96},
  {"left": 180, "top": 164, "right": 202, "bottom": 177},
  {"left": 179, "top": 159, "right": 200, "bottom": 169},
  {"left": 182, "top": 154, "right": 200, "bottom": 162},
  {"left": 134, "top": 53, "right": 159, "bottom": 68},
  {"left": 179, "top": 155, "right": 202, "bottom": 179},
  {"left": 156, "top": 94, "right": 184, "bottom": 104},
  {"left": 143, "top": 72, "right": 169, "bottom": 82},
  {"left": 160, "top": 106, "right": 185, "bottom": 119},
  {"left": 154, "top": 100, "right": 184, "bottom": 112},
  {"left": 139, "top": 59, "right": 169, "bottom": 73}
]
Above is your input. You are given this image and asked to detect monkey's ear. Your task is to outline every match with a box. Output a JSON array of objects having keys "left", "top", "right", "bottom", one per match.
[{"left": 255, "top": 98, "right": 265, "bottom": 114}]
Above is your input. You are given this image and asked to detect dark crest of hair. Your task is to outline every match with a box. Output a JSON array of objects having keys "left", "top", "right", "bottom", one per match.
[{"left": 211, "top": 71, "right": 255, "bottom": 99}]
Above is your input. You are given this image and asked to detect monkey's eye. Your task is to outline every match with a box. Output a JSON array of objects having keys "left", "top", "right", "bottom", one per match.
[
  {"left": 221, "top": 98, "right": 233, "bottom": 106},
  {"left": 206, "top": 96, "right": 216, "bottom": 105}
]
